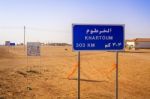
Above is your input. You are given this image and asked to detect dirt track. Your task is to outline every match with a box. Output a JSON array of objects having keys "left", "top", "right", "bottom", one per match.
[{"left": 0, "top": 46, "right": 150, "bottom": 99}]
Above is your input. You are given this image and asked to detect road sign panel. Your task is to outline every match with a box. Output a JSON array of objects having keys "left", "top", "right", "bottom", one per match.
[
  {"left": 73, "top": 24, "right": 124, "bottom": 51},
  {"left": 27, "top": 42, "right": 40, "bottom": 56}
]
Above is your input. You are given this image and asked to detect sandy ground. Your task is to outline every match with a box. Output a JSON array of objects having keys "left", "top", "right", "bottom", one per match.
[{"left": 0, "top": 46, "right": 150, "bottom": 99}]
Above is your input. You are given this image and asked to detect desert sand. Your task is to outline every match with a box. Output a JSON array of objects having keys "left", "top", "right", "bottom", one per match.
[{"left": 0, "top": 46, "right": 150, "bottom": 99}]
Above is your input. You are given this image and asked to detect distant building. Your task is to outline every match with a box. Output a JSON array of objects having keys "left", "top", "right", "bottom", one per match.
[
  {"left": 10, "top": 43, "right": 15, "bottom": 46},
  {"left": 126, "top": 38, "right": 150, "bottom": 49},
  {"left": 47, "top": 43, "right": 71, "bottom": 46},
  {"left": 40, "top": 43, "right": 45, "bottom": 46},
  {"left": 5, "top": 41, "right": 10, "bottom": 46}
]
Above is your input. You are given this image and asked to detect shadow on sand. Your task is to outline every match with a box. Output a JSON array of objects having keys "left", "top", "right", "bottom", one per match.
[
  {"left": 121, "top": 51, "right": 150, "bottom": 53},
  {"left": 108, "top": 50, "right": 150, "bottom": 53},
  {"left": 63, "top": 78, "right": 108, "bottom": 83}
]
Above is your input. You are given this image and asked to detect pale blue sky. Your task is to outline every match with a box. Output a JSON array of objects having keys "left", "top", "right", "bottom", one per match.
[{"left": 0, "top": 0, "right": 150, "bottom": 44}]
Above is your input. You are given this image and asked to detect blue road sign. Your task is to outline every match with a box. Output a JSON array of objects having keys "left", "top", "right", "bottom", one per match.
[{"left": 73, "top": 24, "right": 124, "bottom": 51}]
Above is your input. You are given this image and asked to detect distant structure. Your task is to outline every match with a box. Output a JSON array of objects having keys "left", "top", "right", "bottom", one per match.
[
  {"left": 17, "top": 43, "right": 24, "bottom": 46},
  {"left": 46, "top": 43, "right": 71, "bottom": 46},
  {"left": 5, "top": 41, "right": 15, "bottom": 46},
  {"left": 5, "top": 41, "right": 10, "bottom": 46},
  {"left": 40, "top": 43, "right": 45, "bottom": 46},
  {"left": 10, "top": 43, "right": 15, "bottom": 46},
  {"left": 126, "top": 38, "right": 150, "bottom": 50}
]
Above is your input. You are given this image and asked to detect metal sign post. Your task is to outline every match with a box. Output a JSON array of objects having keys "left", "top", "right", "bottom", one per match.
[
  {"left": 24, "top": 26, "right": 26, "bottom": 51},
  {"left": 77, "top": 51, "right": 81, "bottom": 99},
  {"left": 115, "top": 51, "right": 119, "bottom": 99}
]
